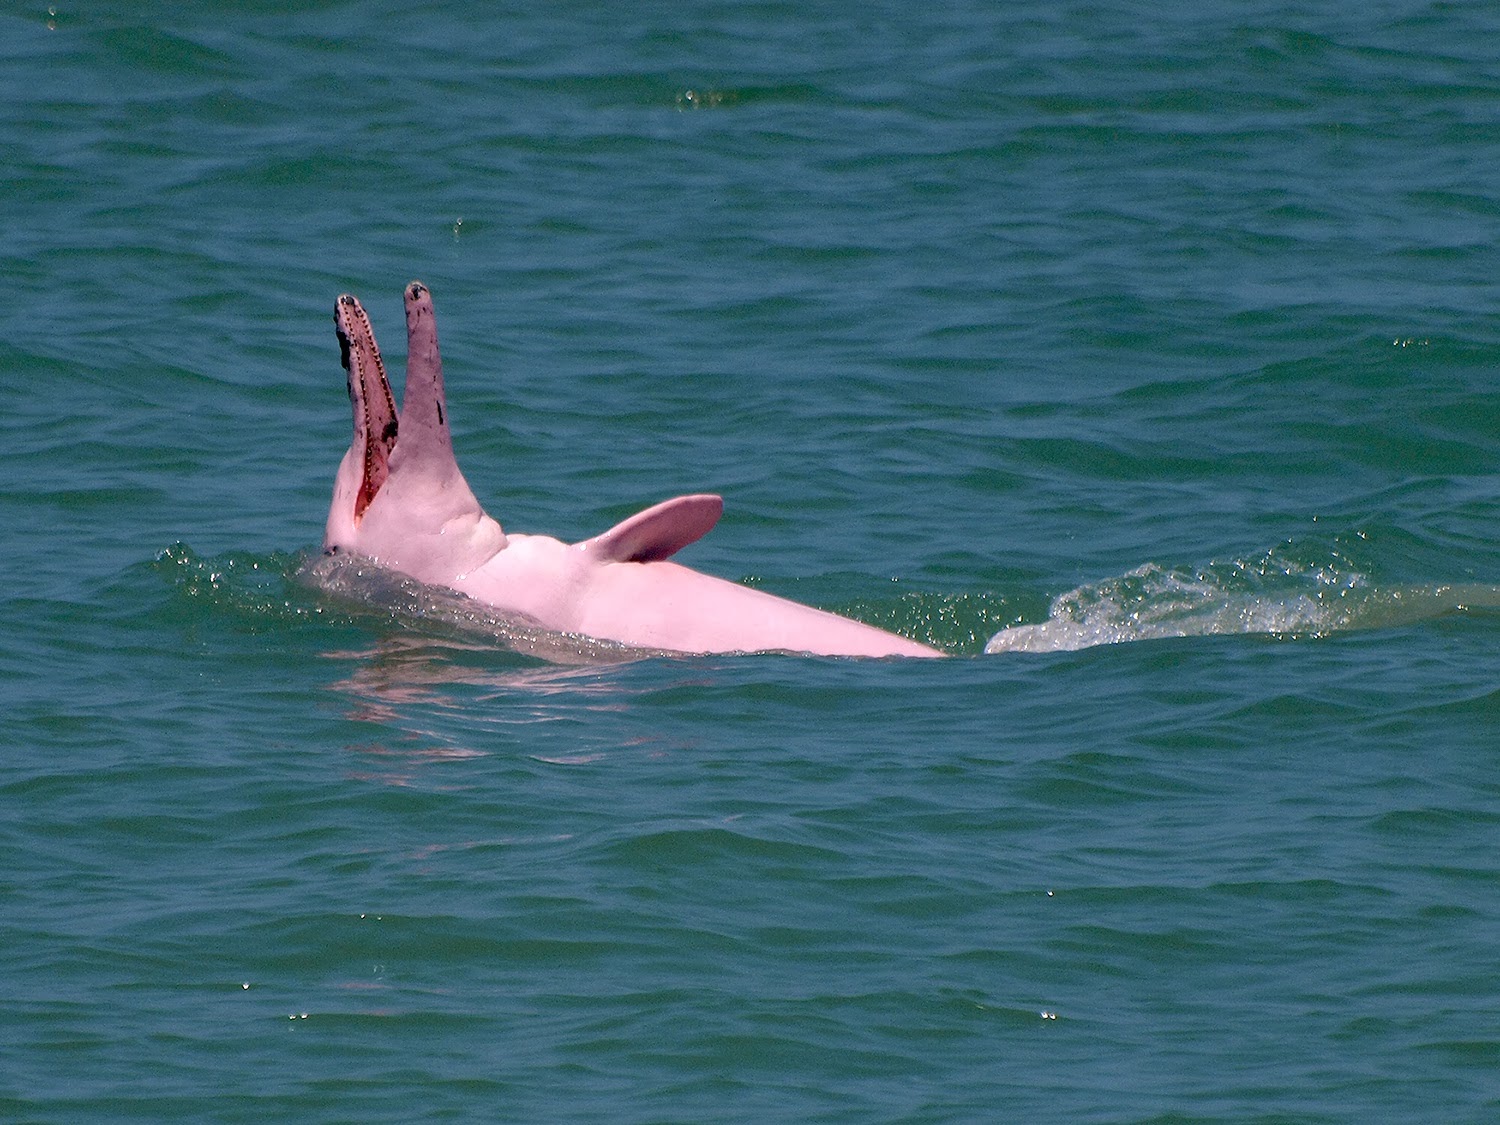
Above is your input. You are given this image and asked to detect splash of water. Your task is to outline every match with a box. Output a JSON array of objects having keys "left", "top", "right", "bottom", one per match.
[
  {"left": 157, "top": 542, "right": 1497, "bottom": 662},
  {"left": 986, "top": 549, "right": 1500, "bottom": 654}
]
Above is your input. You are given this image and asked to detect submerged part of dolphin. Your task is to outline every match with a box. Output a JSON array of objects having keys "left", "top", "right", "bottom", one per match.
[{"left": 323, "top": 282, "right": 944, "bottom": 658}]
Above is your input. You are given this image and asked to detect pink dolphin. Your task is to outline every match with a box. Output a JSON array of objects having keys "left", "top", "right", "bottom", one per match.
[{"left": 323, "top": 282, "right": 944, "bottom": 658}]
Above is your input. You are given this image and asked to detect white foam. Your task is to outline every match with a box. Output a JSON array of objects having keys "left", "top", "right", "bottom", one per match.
[{"left": 985, "top": 556, "right": 1500, "bottom": 654}]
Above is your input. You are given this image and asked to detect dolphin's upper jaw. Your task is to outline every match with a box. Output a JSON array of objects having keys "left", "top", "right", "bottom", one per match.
[{"left": 333, "top": 293, "right": 398, "bottom": 525}]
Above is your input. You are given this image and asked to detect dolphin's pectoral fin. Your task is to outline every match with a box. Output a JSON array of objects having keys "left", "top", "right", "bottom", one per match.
[{"left": 584, "top": 494, "right": 724, "bottom": 563}]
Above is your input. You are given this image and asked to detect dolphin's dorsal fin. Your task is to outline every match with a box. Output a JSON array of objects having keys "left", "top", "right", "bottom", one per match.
[{"left": 583, "top": 494, "right": 724, "bottom": 562}]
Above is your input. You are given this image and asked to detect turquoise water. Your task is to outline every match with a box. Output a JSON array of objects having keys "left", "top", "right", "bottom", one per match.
[{"left": 5, "top": 1, "right": 1500, "bottom": 1120}]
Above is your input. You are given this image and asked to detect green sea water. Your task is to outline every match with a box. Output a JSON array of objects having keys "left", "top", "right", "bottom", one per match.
[{"left": 4, "top": 2, "right": 1500, "bottom": 1120}]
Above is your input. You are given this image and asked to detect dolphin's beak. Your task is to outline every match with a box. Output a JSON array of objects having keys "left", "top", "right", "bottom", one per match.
[{"left": 334, "top": 293, "right": 398, "bottom": 521}]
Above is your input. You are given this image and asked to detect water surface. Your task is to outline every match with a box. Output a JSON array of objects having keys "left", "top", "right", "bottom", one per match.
[{"left": 4, "top": 2, "right": 1500, "bottom": 1120}]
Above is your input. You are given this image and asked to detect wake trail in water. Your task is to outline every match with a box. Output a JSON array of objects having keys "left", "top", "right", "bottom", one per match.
[
  {"left": 157, "top": 543, "right": 1498, "bottom": 662},
  {"left": 985, "top": 551, "right": 1500, "bottom": 654}
]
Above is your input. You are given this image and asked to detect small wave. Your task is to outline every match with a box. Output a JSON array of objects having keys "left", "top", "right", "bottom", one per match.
[
  {"left": 159, "top": 543, "right": 1493, "bottom": 663},
  {"left": 153, "top": 542, "right": 322, "bottom": 626},
  {"left": 154, "top": 543, "right": 646, "bottom": 664},
  {"left": 985, "top": 548, "right": 1500, "bottom": 654},
  {"left": 295, "top": 551, "right": 656, "bottom": 665},
  {"left": 158, "top": 545, "right": 980, "bottom": 662}
]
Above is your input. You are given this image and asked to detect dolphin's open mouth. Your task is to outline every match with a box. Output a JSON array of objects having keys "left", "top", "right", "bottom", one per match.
[{"left": 334, "top": 293, "right": 398, "bottom": 521}]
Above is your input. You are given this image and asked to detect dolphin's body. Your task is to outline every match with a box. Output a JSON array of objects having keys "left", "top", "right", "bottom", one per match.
[{"left": 323, "top": 283, "right": 943, "bottom": 658}]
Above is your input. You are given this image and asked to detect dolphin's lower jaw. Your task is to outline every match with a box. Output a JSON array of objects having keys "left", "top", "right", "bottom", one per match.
[
  {"left": 333, "top": 294, "right": 397, "bottom": 523},
  {"left": 324, "top": 284, "right": 944, "bottom": 659}
]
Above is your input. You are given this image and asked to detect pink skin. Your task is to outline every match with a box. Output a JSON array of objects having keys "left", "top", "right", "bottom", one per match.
[{"left": 325, "top": 283, "right": 944, "bottom": 658}]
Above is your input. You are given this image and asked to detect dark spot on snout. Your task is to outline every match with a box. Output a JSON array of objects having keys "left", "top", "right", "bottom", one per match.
[
  {"left": 437, "top": 400, "right": 444, "bottom": 425},
  {"left": 335, "top": 296, "right": 358, "bottom": 371}
]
